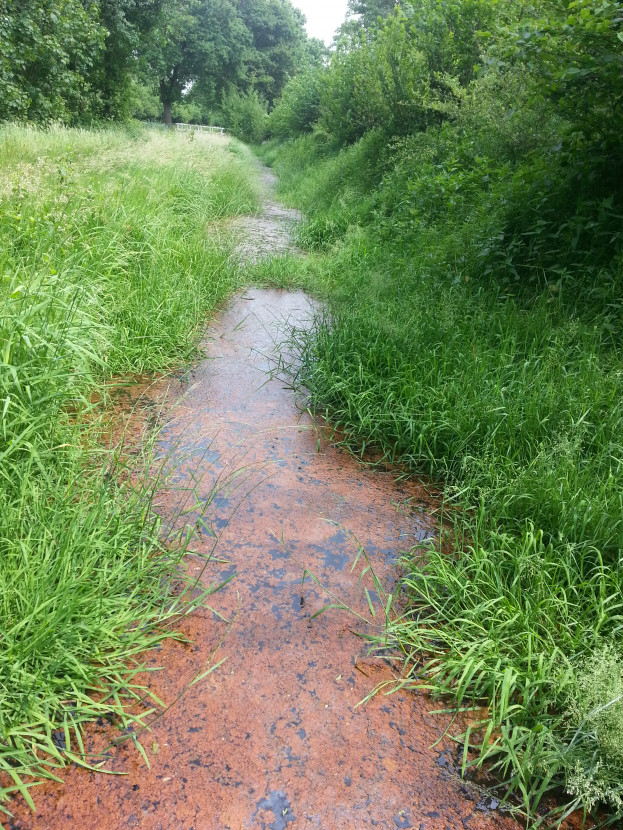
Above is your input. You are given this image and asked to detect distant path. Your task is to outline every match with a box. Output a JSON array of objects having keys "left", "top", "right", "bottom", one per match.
[
  {"left": 228, "top": 163, "right": 302, "bottom": 262},
  {"left": 8, "top": 168, "right": 518, "bottom": 830}
]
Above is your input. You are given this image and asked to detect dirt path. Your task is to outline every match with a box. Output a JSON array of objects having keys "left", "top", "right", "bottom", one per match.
[
  {"left": 7, "top": 170, "right": 518, "bottom": 830},
  {"left": 228, "top": 164, "right": 303, "bottom": 262}
]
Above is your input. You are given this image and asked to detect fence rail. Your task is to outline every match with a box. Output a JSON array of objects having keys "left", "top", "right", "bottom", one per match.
[{"left": 174, "top": 123, "right": 226, "bottom": 135}]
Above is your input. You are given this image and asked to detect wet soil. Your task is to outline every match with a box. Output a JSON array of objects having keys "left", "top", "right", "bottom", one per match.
[
  {"left": 228, "top": 166, "right": 302, "bottom": 262},
  {"left": 6, "top": 170, "right": 520, "bottom": 830},
  {"left": 7, "top": 289, "right": 519, "bottom": 830}
]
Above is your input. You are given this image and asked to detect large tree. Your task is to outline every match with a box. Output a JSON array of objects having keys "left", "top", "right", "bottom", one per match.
[
  {"left": 236, "top": 0, "right": 308, "bottom": 107},
  {"left": 146, "top": 0, "right": 249, "bottom": 125}
]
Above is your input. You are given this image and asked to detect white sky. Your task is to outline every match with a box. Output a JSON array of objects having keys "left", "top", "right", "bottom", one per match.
[{"left": 291, "top": 0, "right": 350, "bottom": 45}]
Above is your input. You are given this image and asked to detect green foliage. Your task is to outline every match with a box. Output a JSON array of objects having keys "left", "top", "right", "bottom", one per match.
[
  {"left": 144, "top": 0, "right": 250, "bottom": 124},
  {"left": 130, "top": 79, "right": 163, "bottom": 121},
  {"left": 321, "top": 15, "right": 435, "bottom": 144},
  {"left": 0, "top": 0, "right": 167, "bottom": 124},
  {"left": 313, "top": 1, "right": 521, "bottom": 146},
  {"left": 377, "top": 522, "right": 623, "bottom": 824},
  {"left": 0, "top": 126, "right": 257, "bottom": 811},
  {"left": 502, "top": 0, "right": 623, "bottom": 147},
  {"left": 91, "top": 0, "right": 163, "bottom": 120},
  {"left": 141, "top": 0, "right": 309, "bottom": 124},
  {"left": 259, "top": 16, "right": 623, "bottom": 816},
  {"left": 346, "top": 0, "right": 397, "bottom": 30},
  {"left": 236, "top": 0, "right": 308, "bottom": 107},
  {"left": 0, "top": 0, "right": 313, "bottom": 127},
  {"left": 268, "top": 67, "right": 325, "bottom": 139},
  {"left": 222, "top": 88, "right": 268, "bottom": 143},
  {"left": 0, "top": 0, "right": 104, "bottom": 124}
]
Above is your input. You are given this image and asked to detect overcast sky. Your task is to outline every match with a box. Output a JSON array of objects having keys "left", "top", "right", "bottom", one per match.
[{"left": 291, "top": 0, "right": 350, "bottom": 45}]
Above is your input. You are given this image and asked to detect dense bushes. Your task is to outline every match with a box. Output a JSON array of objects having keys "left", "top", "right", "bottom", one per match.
[
  {"left": 222, "top": 88, "right": 268, "bottom": 143},
  {"left": 0, "top": 0, "right": 104, "bottom": 123},
  {"left": 268, "top": 68, "right": 324, "bottom": 139}
]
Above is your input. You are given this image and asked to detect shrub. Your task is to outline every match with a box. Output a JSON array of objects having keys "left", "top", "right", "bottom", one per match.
[
  {"left": 268, "top": 68, "right": 325, "bottom": 139},
  {"left": 222, "top": 88, "right": 268, "bottom": 144}
]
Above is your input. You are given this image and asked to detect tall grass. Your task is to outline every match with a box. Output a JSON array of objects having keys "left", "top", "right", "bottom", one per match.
[
  {"left": 0, "top": 125, "right": 257, "bottom": 817},
  {"left": 257, "top": 120, "right": 623, "bottom": 825}
]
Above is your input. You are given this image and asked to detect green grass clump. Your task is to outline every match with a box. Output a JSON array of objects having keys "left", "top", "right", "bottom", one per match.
[
  {"left": 258, "top": 109, "right": 623, "bottom": 824},
  {"left": 0, "top": 125, "right": 257, "bottom": 815}
]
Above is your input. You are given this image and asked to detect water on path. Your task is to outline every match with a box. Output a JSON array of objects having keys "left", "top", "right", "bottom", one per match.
[
  {"left": 228, "top": 166, "right": 302, "bottom": 262},
  {"left": 6, "top": 168, "right": 519, "bottom": 830},
  {"left": 8, "top": 288, "right": 517, "bottom": 830}
]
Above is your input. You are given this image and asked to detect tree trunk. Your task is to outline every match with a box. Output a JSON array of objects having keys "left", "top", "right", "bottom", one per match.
[
  {"left": 163, "top": 99, "right": 173, "bottom": 127},
  {"left": 160, "top": 72, "right": 178, "bottom": 127}
]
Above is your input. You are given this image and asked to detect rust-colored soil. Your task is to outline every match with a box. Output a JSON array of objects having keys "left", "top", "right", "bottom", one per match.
[{"left": 6, "top": 289, "right": 520, "bottom": 830}]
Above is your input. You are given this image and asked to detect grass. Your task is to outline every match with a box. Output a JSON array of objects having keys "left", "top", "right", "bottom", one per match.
[
  {"left": 255, "top": 125, "right": 623, "bottom": 827},
  {"left": 0, "top": 124, "right": 258, "bottom": 818}
]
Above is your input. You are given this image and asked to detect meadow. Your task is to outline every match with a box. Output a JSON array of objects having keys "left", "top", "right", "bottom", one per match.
[{"left": 0, "top": 125, "right": 258, "bottom": 814}]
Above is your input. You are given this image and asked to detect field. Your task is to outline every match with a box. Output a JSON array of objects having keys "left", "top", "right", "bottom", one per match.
[{"left": 0, "top": 125, "right": 258, "bottom": 812}]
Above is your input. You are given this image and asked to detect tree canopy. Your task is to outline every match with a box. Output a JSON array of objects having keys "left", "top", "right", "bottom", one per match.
[
  {"left": 0, "top": 0, "right": 104, "bottom": 123},
  {"left": 0, "top": 0, "right": 312, "bottom": 125}
]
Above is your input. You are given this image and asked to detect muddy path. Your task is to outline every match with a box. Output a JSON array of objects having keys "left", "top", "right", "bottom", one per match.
[
  {"left": 7, "top": 171, "right": 519, "bottom": 830},
  {"left": 228, "top": 164, "right": 303, "bottom": 262}
]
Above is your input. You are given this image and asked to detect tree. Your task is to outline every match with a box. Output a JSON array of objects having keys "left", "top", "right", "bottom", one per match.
[
  {"left": 0, "top": 0, "right": 104, "bottom": 123},
  {"left": 145, "top": 0, "right": 249, "bottom": 125},
  {"left": 92, "top": 0, "right": 163, "bottom": 120},
  {"left": 322, "top": 14, "right": 433, "bottom": 144},
  {"left": 346, "top": 0, "right": 397, "bottom": 29},
  {"left": 236, "top": 0, "right": 308, "bottom": 107}
]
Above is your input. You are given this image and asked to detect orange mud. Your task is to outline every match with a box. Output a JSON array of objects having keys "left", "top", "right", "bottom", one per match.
[{"left": 6, "top": 289, "right": 522, "bottom": 830}]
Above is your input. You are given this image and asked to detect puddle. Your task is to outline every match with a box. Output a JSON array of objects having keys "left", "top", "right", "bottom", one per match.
[
  {"left": 228, "top": 166, "right": 302, "bottom": 262},
  {"left": 7, "top": 288, "right": 518, "bottom": 830},
  {"left": 6, "top": 169, "right": 521, "bottom": 829},
  {"left": 253, "top": 790, "right": 296, "bottom": 830}
]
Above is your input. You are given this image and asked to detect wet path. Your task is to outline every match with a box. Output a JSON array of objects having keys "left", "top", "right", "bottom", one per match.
[
  {"left": 228, "top": 165, "right": 302, "bottom": 262},
  {"left": 7, "top": 169, "right": 519, "bottom": 829},
  {"left": 10, "top": 289, "right": 517, "bottom": 830}
]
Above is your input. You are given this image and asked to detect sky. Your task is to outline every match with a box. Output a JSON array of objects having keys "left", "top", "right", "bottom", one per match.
[{"left": 291, "top": 0, "right": 350, "bottom": 45}]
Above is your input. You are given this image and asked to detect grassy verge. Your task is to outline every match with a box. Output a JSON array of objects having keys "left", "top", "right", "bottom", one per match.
[
  {"left": 0, "top": 125, "right": 258, "bottom": 816},
  {"left": 255, "top": 131, "right": 623, "bottom": 827}
]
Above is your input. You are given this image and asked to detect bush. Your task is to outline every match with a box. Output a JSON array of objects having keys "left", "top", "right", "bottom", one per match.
[
  {"left": 320, "top": 16, "right": 434, "bottom": 144},
  {"left": 0, "top": 0, "right": 104, "bottom": 124},
  {"left": 268, "top": 68, "right": 325, "bottom": 139},
  {"left": 222, "top": 88, "right": 268, "bottom": 144}
]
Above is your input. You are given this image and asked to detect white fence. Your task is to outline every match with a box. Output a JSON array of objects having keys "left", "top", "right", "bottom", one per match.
[{"left": 174, "top": 123, "right": 226, "bottom": 135}]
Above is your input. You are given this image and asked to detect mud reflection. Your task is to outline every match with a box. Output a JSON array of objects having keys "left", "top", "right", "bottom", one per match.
[{"left": 8, "top": 290, "right": 519, "bottom": 830}]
